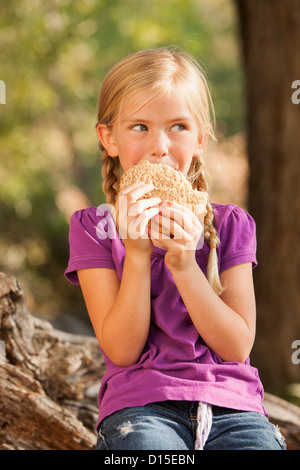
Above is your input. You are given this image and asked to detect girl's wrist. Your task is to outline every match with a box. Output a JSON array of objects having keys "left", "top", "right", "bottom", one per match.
[
  {"left": 124, "top": 245, "right": 153, "bottom": 266},
  {"left": 165, "top": 250, "right": 198, "bottom": 274}
]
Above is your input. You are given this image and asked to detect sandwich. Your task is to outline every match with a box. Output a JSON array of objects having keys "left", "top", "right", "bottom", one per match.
[
  {"left": 119, "top": 160, "right": 208, "bottom": 215},
  {"left": 119, "top": 160, "right": 208, "bottom": 235}
]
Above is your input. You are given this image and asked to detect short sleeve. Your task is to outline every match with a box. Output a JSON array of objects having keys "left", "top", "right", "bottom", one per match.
[
  {"left": 64, "top": 206, "right": 117, "bottom": 285},
  {"left": 216, "top": 205, "right": 258, "bottom": 273}
]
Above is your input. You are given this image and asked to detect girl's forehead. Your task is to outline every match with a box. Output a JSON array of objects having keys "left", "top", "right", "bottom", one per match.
[
  {"left": 120, "top": 90, "right": 152, "bottom": 117},
  {"left": 119, "top": 87, "right": 195, "bottom": 120}
]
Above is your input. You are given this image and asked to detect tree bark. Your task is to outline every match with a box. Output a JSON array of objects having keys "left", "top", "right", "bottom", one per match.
[
  {"left": 236, "top": 0, "right": 300, "bottom": 394},
  {"left": 0, "top": 272, "right": 105, "bottom": 450}
]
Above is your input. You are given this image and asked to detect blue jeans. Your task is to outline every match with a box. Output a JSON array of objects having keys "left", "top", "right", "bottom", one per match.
[{"left": 96, "top": 401, "right": 286, "bottom": 450}]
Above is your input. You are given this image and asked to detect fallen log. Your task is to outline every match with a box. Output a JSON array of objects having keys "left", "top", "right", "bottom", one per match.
[
  {"left": 263, "top": 392, "right": 300, "bottom": 450},
  {"left": 0, "top": 272, "right": 102, "bottom": 450},
  {"left": 0, "top": 363, "right": 96, "bottom": 450},
  {"left": 0, "top": 272, "right": 299, "bottom": 450}
]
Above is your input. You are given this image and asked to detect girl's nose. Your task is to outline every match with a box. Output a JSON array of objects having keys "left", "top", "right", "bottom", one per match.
[{"left": 150, "top": 131, "right": 169, "bottom": 159}]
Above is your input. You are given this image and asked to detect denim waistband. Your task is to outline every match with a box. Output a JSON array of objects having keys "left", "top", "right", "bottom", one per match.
[{"left": 161, "top": 400, "right": 244, "bottom": 417}]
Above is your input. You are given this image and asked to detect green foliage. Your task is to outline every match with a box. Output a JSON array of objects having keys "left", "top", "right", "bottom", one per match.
[{"left": 0, "top": 0, "right": 243, "bottom": 319}]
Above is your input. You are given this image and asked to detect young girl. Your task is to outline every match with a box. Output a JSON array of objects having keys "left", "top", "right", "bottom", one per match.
[{"left": 65, "top": 47, "right": 286, "bottom": 450}]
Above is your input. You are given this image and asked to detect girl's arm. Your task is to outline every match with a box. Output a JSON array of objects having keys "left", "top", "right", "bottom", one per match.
[
  {"left": 77, "top": 250, "right": 152, "bottom": 367},
  {"left": 151, "top": 201, "right": 256, "bottom": 363},
  {"left": 169, "top": 261, "right": 256, "bottom": 363},
  {"left": 78, "top": 182, "right": 160, "bottom": 367}
]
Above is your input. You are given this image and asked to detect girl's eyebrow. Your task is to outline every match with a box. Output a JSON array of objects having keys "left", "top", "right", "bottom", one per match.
[
  {"left": 123, "top": 118, "right": 151, "bottom": 123},
  {"left": 123, "top": 116, "right": 192, "bottom": 124}
]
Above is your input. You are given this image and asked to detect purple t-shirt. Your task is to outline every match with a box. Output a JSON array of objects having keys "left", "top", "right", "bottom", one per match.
[{"left": 65, "top": 203, "right": 267, "bottom": 426}]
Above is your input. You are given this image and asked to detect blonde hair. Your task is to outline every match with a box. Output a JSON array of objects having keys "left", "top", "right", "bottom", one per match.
[{"left": 96, "top": 47, "right": 223, "bottom": 295}]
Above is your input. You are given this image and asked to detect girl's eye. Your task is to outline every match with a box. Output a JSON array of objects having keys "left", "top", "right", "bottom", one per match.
[
  {"left": 171, "top": 124, "right": 185, "bottom": 132},
  {"left": 131, "top": 124, "right": 148, "bottom": 131}
]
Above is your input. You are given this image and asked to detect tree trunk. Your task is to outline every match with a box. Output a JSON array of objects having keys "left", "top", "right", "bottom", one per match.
[{"left": 236, "top": 0, "right": 300, "bottom": 395}]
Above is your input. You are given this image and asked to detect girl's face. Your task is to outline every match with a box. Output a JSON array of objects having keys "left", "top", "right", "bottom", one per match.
[{"left": 98, "top": 89, "right": 204, "bottom": 176}]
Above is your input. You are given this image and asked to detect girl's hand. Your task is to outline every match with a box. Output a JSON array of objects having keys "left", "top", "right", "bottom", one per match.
[
  {"left": 116, "top": 181, "right": 161, "bottom": 255},
  {"left": 149, "top": 200, "right": 204, "bottom": 270}
]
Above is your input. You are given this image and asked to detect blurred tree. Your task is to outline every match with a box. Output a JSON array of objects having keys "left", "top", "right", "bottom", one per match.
[{"left": 237, "top": 0, "right": 300, "bottom": 395}]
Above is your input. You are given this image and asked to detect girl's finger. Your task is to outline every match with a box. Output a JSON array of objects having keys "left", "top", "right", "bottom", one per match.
[
  {"left": 117, "top": 182, "right": 154, "bottom": 218},
  {"left": 147, "top": 222, "right": 170, "bottom": 241},
  {"left": 159, "top": 202, "right": 200, "bottom": 235},
  {"left": 128, "top": 197, "right": 161, "bottom": 217},
  {"left": 128, "top": 206, "right": 160, "bottom": 239},
  {"left": 119, "top": 182, "right": 154, "bottom": 202},
  {"left": 151, "top": 207, "right": 203, "bottom": 249},
  {"left": 148, "top": 212, "right": 181, "bottom": 240}
]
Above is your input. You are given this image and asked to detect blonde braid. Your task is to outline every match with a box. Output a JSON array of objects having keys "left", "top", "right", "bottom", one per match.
[
  {"left": 101, "top": 149, "right": 121, "bottom": 205},
  {"left": 204, "top": 204, "right": 223, "bottom": 296},
  {"left": 188, "top": 157, "right": 224, "bottom": 296}
]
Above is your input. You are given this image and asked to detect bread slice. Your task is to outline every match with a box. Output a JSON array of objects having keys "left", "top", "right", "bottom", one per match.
[{"left": 119, "top": 160, "right": 208, "bottom": 216}]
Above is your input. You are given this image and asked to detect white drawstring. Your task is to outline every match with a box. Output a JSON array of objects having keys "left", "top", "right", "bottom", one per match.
[{"left": 194, "top": 402, "right": 212, "bottom": 450}]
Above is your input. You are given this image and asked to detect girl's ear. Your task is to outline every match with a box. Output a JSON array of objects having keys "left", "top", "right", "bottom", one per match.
[
  {"left": 193, "top": 133, "right": 208, "bottom": 158},
  {"left": 96, "top": 124, "right": 119, "bottom": 157}
]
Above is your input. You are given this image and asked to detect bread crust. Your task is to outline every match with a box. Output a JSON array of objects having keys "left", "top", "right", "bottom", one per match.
[{"left": 119, "top": 160, "right": 208, "bottom": 216}]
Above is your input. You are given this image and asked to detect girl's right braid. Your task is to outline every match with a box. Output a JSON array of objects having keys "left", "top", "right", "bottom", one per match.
[{"left": 101, "top": 151, "right": 121, "bottom": 205}]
